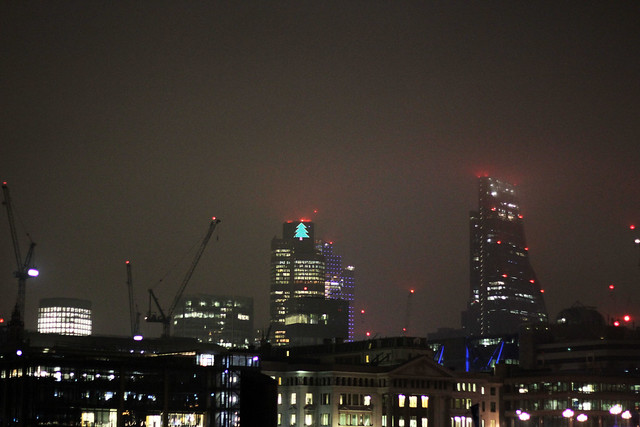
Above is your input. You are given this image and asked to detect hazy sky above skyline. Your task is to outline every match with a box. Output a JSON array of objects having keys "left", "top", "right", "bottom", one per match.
[{"left": 1, "top": 2, "right": 639, "bottom": 338}]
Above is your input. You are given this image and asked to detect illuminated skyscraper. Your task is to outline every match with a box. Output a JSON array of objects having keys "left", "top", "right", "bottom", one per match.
[
  {"left": 462, "top": 177, "right": 548, "bottom": 336},
  {"left": 319, "top": 241, "right": 355, "bottom": 341},
  {"left": 37, "top": 298, "right": 92, "bottom": 336},
  {"left": 270, "top": 221, "right": 351, "bottom": 346}
]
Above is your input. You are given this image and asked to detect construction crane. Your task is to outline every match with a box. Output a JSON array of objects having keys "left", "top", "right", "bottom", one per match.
[
  {"left": 125, "top": 260, "right": 140, "bottom": 337},
  {"left": 2, "top": 182, "right": 38, "bottom": 325},
  {"left": 403, "top": 288, "right": 415, "bottom": 336},
  {"left": 146, "top": 217, "right": 220, "bottom": 337}
]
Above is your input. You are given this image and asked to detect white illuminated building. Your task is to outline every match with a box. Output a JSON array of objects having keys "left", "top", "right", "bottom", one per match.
[{"left": 37, "top": 298, "right": 92, "bottom": 336}]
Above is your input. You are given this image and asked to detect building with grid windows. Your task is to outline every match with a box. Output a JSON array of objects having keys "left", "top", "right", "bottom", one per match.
[
  {"left": 462, "top": 177, "right": 548, "bottom": 336},
  {"left": 270, "top": 221, "right": 352, "bottom": 346},
  {"left": 173, "top": 294, "right": 254, "bottom": 349},
  {"left": 37, "top": 297, "right": 92, "bottom": 336}
]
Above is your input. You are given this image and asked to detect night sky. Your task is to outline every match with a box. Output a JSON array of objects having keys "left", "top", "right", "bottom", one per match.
[{"left": 1, "top": 2, "right": 639, "bottom": 339}]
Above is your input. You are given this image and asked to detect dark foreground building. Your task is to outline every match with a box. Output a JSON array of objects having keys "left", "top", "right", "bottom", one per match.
[{"left": 0, "top": 331, "right": 276, "bottom": 427}]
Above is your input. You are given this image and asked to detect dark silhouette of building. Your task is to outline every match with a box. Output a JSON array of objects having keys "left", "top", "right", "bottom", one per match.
[
  {"left": 462, "top": 177, "right": 548, "bottom": 336},
  {"left": 0, "top": 332, "right": 276, "bottom": 427}
]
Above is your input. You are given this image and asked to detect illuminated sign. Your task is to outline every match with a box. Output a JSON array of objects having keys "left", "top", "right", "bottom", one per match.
[{"left": 294, "top": 222, "right": 310, "bottom": 240}]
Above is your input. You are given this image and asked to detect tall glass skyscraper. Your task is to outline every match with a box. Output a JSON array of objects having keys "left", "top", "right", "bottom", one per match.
[
  {"left": 462, "top": 177, "right": 548, "bottom": 336},
  {"left": 270, "top": 221, "right": 352, "bottom": 345}
]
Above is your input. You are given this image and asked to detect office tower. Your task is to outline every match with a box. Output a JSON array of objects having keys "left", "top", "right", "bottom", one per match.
[
  {"left": 37, "top": 298, "right": 92, "bottom": 336},
  {"left": 319, "top": 241, "right": 355, "bottom": 341},
  {"left": 462, "top": 177, "right": 548, "bottom": 336},
  {"left": 173, "top": 294, "right": 254, "bottom": 348},
  {"left": 270, "top": 220, "right": 350, "bottom": 346}
]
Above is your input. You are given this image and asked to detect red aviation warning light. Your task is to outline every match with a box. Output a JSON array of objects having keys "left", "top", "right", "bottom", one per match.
[
  {"left": 410, "top": 289, "right": 415, "bottom": 294},
  {"left": 366, "top": 331, "right": 371, "bottom": 337},
  {"left": 540, "top": 289, "right": 545, "bottom": 293},
  {"left": 624, "top": 314, "right": 632, "bottom": 322},
  {"left": 609, "top": 284, "right": 615, "bottom": 291},
  {"left": 614, "top": 320, "right": 621, "bottom": 327},
  {"left": 631, "top": 225, "right": 636, "bottom": 230},
  {"left": 360, "top": 309, "right": 365, "bottom": 314}
]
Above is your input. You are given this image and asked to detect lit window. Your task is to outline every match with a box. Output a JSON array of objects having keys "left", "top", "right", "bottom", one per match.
[
  {"left": 277, "top": 393, "right": 282, "bottom": 405},
  {"left": 398, "top": 394, "right": 406, "bottom": 407},
  {"left": 409, "top": 396, "right": 418, "bottom": 408},
  {"left": 290, "top": 393, "right": 297, "bottom": 405},
  {"left": 306, "top": 393, "right": 313, "bottom": 405},
  {"left": 421, "top": 395, "right": 428, "bottom": 408}
]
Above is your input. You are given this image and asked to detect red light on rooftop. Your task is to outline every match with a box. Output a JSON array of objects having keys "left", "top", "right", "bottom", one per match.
[
  {"left": 497, "top": 240, "right": 502, "bottom": 244},
  {"left": 303, "top": 287, "right": 308, "bottom": 291},
  {"left": 502, "top": 274, "right": 508, "bottom": 278},
  {"left": 529, "top": 279, "right": 535, "bottom": 283},
  {"left": 2, "top": 181, "right": 6, "bottom": 185},
  {"left": 614, "top": 320, "right": 621, "bottom": 327},
  {"left": 524, "top": 247, "right": 529, "bottom": 251},
  {"left": 518, "top": 214, "right": 523, "bottom": 219},
  {"left": 631, "top": 225, "right": 636, "bottom": 230},
  {"left": 211, "top": 216, "right": 217, "bottom": 221},
  {"left": 0, "top": 318, "right": 4, "bottom": 323},
  {"left": 609, "top": 284, "right": 615, "bottom": 290},
  {"left": 410, "top": 289, "right": 415, "bottom": 294},
  {"left": 125, "top": 260, "right": 130, "bottom": 264},
  {"left": 491, "top": 207, "right": 496, "bottom": 211},
  {"left": 402, "top": 327, "right": 407, "bottom": 332},
  {"left": 366, "top": 331, "right": 371, "bottom": 337},
  {"left": 360, "top": 309, "right": 365, "bottom": 314},
  {"left": 624, "top": 314, "right": 631, "bottom": 322},
  {"left": 540, "top": 289, "right": 545, "bottom": 293}
]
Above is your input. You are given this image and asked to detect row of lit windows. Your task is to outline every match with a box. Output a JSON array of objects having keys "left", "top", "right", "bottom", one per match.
[{"left": 398, "top": 394, "right": 429, "bottom": 408}]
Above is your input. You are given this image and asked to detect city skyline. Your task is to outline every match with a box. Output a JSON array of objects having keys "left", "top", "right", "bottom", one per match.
[{"left": 1, "top": 2, "right": 639, "bottom": 339}]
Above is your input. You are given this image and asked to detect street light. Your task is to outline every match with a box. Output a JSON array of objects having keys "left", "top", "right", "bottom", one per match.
[
  {"left": 576, "top": 414, "right": 588, "bottom": 423},
  {"left": 563, "top": 408, "right": 574, "bottom": 427},
  {"left": 518, "top": 411, "right": 530, "bottom": 421},
  {"left": 610, "top": 404, "right": 623, "bottom": 427},
  {"left": 622, "top": 410, "right": 632, "bottom": 425}
]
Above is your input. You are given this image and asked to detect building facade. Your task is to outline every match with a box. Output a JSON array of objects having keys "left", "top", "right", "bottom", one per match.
[
  {"left": 270, "top": 221, "right": 351, "bottom": 346},
  {"left": 462, "top": 177, "right": 548, "bottom": 336},
  {"left": 0, "top": 332, "right": 276, "bottom": 427},
  {"left": 173, "top": 294, "right": 254, "bottom": 349},
  {"left": 262, "top": 338, "right": 502, "bottom": 427},
  {"left": 37, "top": 297, "right": 92, "bottom": 336}
]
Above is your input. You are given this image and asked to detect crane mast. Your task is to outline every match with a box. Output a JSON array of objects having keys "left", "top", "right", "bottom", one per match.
[
  {"left": 146, "top": 217, "right": 220, "bottom": 337},
  {"left": 125, "top": 260, "right": 140, "bottom": 336},
  {"left": 2, "top": 182, "right": 38, "bottom": 325}
]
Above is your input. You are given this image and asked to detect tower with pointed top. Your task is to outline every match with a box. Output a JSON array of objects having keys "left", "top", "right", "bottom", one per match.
[{"left": 462, "top": 177, "right": 548, "bottom": 336}]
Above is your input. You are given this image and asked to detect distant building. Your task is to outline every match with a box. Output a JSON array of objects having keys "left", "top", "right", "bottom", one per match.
[
  {"left": 270, "top": 220, "right": 352, "bottom": 346},
  {"left": 37, "top": 297, "right": 92, "bottom": 336},
  {"left": 173, "top": 294, "right": 254, "bottom": 349},
  {"left": 319, "top": 241, "right": 355, "bottom": 341},
  {"left": 462, "top": 177, "right": 548, "bottom": 336}
]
